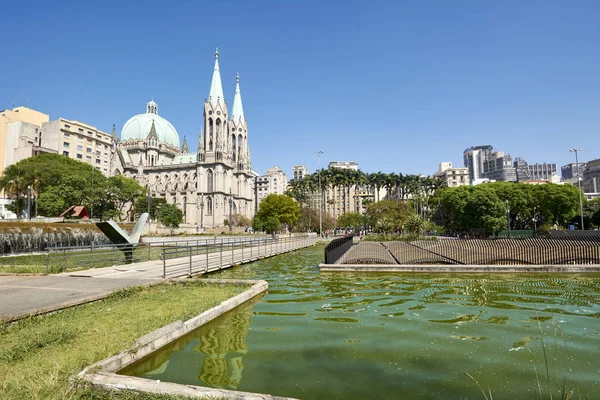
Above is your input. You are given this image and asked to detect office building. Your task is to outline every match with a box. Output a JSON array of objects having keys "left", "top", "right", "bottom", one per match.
[
  {"left": 561, "top": 163, "right": 586, "bottom": 180},
  {"left": 293, "top": 165, "right": 308, "bottom": 181},
  {"left": 256, "top": 166, "right": 288, "bottom": 205}
]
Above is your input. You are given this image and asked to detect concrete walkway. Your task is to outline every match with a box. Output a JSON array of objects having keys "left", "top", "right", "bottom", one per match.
[{"left": 1, "top": 236, "right": 316, "bottom": 322}]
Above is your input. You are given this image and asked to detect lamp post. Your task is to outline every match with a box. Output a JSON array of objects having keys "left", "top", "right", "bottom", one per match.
[
  {"left": 505, "top": 199, "right": 510, "bottom": 238},
  {"left": 569, "top": 148, "right": 585, "bottom": 230},
  {"left": 27, "top": 185, "right": 31, "bottom": 221},
  {"left": 316, "top": 150, "right": 323, "bottom": 238},
  {"left": 229, "top": 188, "right": 233, "bottom": 232},
  {"left": 198, "top": 193, "right": 204, "bottom": 230}
]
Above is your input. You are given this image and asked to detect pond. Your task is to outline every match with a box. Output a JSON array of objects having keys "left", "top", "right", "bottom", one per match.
[{"left": 121, "top": 245, "right": 600, "bottom": 399}]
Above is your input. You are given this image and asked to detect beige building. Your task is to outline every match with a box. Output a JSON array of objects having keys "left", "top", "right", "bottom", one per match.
[
  {"left": 293, "top": 165, "right": 308, "bottom": 180},
  {"left": 41, "top": 118, "right": 114, "bottom": 175},
  {"left": 0, "top": 106, "right": 50, "bottom": 175},
  {"left": 325, "top": 161, "right": 360, "bottom": 217},
  {"left": 433, "top": 162, "right": 469, "bottom": 187},
  {"left": 256, "top": 166, "right": 288, "bottom": 205}
]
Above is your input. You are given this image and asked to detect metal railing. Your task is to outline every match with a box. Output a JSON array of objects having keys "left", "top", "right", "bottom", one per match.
[
  {"left": 332, "top": 237, "right": 600, "bottom": 265},
  {"left": 160, "top": 235, "right": 318, "bottom": 278},
  {"left": 324, "top": 235, "right": 355, "bottom": 264},
  {"left": 45, "top": 236, "right": 273, "bottom": 274}
]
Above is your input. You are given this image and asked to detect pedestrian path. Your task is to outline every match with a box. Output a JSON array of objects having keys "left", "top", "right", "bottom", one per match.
[{"left": 1, "top": 236, "right": 316, "bottom": 322}]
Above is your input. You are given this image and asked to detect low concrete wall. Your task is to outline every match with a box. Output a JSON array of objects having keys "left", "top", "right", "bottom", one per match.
[
  {"left": 319, "top": 264, "right": 600, "bottom": 273},
  {"left": 78, "top": 278, "right": 296, "bottom": 399}
]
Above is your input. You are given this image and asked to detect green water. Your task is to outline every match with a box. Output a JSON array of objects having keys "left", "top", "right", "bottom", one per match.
[{"left": 122, "top": 245, "right": 600, "bottom": 399}]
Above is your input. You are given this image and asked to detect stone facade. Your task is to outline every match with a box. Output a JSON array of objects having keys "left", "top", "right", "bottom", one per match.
[{"left": 111, "top": 50, "right": 255, "bottom": 226}]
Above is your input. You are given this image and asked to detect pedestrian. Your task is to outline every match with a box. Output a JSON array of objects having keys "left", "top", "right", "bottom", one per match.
[{"left": 195, "top": 222, "right": 199, "bottom": 233}]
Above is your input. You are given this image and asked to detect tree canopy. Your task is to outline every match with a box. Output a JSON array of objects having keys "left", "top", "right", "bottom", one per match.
[
  {"left": 157, "top": 203, "right": 183, "bottom": 232},
  {"left": 253, "top": 194, "right": 300, "bottom": 233},
  {"left": 0, "top": 154, "right": 145, "bottom": 219}
]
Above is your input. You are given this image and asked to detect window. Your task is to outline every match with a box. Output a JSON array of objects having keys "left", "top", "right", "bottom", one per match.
[
  {"left": 87, "top": 138, "right": 92, "bottom": 143},
  {"left": 78, "top": 128, "right": 84, "bottom": 132},
  {"left": 77, "top": 145, "right": 83, "bottom": 151},
  {"left": 206, "top": 197, "right": 213, "bottom": 215},
  {"left": 63, "top": 151, "right": 69, "bottom": 156},
  {"left": 64, "top": 132, "right": 70, "bottom": 138},
  {"left": 207, "top": 170, "right": 214, "bottom": 192},
  {"left": 88, "top": 131, "right": 93, "bottom": 135},
  {"left": 87, "top": 147, "right": 92, "bottom": 152},
  {"left": 64, "top": 124, "right": 71, "bottom": 129},
  {"left": 77, "top": 153, "right": 83, "bottom": 159},
  {"left": 96, "top": 159, "right": 101, "bottom": 164},
  {"left": 96, "top": 151, "right": 101, "bottom": 156},
  {"left": 86, "top": 156, "right": 91, "bottom": 161},
  {"left": 63, "top": 142, "right": 70, "bottom": 147}
]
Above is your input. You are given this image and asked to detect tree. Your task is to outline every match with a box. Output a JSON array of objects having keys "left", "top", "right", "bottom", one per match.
[
  {"left": 104, "top": 175, "right": 145, "bottom": 221},
  {"left": 337, "top": 212, "right": 365, "bottom": 230},
  {"left": 134, "top": 196, "right": 167, "bottom": 220},
  {"left": 366, "top": 200, "right": 413, "bottom": 235},
  {"left": 157, "top": 203, "right": 183, "bottom": 234},
  {"left": 232, "top": 213, "right": 251, "bottom": 227},
  {"left": 254, "top": 194, "right": 300, "bottom": 233}
]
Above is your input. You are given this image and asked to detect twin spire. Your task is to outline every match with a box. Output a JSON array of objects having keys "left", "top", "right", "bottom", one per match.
[{"left": 207, "top": 48, "right": 245, "bottom": 123}]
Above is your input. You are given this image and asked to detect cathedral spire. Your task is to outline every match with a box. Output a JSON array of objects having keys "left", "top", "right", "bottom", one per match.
[
  {"left": 208, "top": 48, "right": 224, "bottom": 106},
  {"left": 231, "top": 72, "right": 245, "bottom": 123},
  {"left": 111, "top": 124, "right": 118, "bottom": 142},
  {"left": 181, "top": 135, "right": 189, "bottom": 153},
  {"left": 148, "top": 119, "right": 158, "bottom": 140}
]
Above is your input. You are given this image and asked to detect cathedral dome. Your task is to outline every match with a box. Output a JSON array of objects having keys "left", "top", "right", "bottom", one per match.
[{"left": 121, "top": 100, "right": 180, "bottom": 147}]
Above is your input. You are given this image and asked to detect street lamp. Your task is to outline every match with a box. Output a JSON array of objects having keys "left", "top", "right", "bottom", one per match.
[
  {"left": 505, "top": 199, "right": 510, "bottom": 238},
  {"left": 569, "top": 148, "right": 585, "bottom": 230},
  {"left": 229, "top": 188, "right": 233, "bottom": 232},
  {"left": 316, "top": 150, "right": 323, "bottom": 238},
  {"left": 27, "top": 185, "right": 31, "bottom": 221}
]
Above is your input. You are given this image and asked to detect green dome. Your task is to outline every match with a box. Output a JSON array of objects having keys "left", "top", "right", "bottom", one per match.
[{"left": 121, "top": 101, "right": 180, "bottom": 147}]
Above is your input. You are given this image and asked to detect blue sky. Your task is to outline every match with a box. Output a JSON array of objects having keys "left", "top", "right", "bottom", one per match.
[{"left": 2, "top": 0, "right": 599, "bottom": 177}]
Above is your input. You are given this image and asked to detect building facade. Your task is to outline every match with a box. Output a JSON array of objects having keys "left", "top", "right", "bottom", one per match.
[
  {"left": 464, "top": 145, "right": 517, "bottom": 183},
  {"left": 293, "top": 165, "right": 308, "bottom": 181},
  {"left": 0, "top": 106, "right": 50, "bottom": 176},
  {"left": 433, "top": 162, "right": 469, "bottom": 187},
  {"left": 256, "top": 166, "right": 288, "bottom": 205},
  {"left": 561, "top": 162, "right": 586, "bottom": 179},
  {"left": 527, "top": 162, "right": 557, "bottom": 180},
  {"left": 41, "top": 118, "right": 114, "bottom": 175},
  {"left": 111, "top": 50, "right": 255, "bottom": 226},
  {"left": 582, "top": 158, "right": 600, "bottom": 194}
]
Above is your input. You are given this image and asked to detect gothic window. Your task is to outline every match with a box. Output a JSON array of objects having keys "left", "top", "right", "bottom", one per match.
[
  {"left": 207, "top": 169, "right": 214, "bottom": 192},
  {"left": 209, "top": 139, "right": 213, "bottom": 151},
  {"left": 216, "top": 119, "right": 221, "bottom": 136},
  {"left": 231, "top": 135, "right": 237, "bottom": 161},
  {"left": 237, "top": 134, "right": 243, "bottom": 160},
  {"left": 206, "top": 196, "right": 213, "bottom": 215},
  {"left": 183, "top": 196, "right": 187, "bottom": 222},
  {"left": 208, "top": 118, "right": 213, "bottom": 149}
]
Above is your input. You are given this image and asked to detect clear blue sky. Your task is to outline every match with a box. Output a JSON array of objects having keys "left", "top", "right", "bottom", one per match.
[{"left": 2, "top": 0, "right": 599, "bottom": 177}]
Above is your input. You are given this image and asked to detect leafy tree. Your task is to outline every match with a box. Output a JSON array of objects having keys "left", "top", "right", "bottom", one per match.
[
  {"left": 157, "top": 203, "right": 183, "bottom": 234},
  {"left": 133, "top": 196, "right": 167, "bottom": 220},
  {"left": 404, "top": 215, "right": 425, "bottom": 235},
  {"left": 337, "top": 212, "right": 365, "bottom": 230},
  {"left": 254, "top": 194, "right": 300, "bottom": 232},
  {"left": 366, "top": 200, "right": 413, "bottom": 235},
  {"left": 104, "top": 175, "right": 145, "bottom": 220},
  {"left": 232, "top": 213, "right": 251, "bottom": 227}
]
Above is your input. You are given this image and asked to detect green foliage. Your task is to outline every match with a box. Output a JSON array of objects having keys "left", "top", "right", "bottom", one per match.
[
  {"left": 337, "top": 212, "right": 365, "bottom": 229},
  {"left": 232, "top": 213, "right": 251, "bottom": 227},
  {"left": 404, "top": 214, "right": 425, "bottom": 235},
  {"left": 366, "top": 200, "right": 413, "bottom": 234},
  {"left": 253, "top": 194, "right": 300, "bottom": 233},
  {"left": 364, "top": 234, "right": 438, "bottom": 242},
  {"left": 0, "top": 154, "right": 145, "bottom": 219},
  {"left": 157, "top": 203, "right": 183, "bottom": 232},
  {"left": 134, "top": 196, "right": 167, "bottom": 220}
]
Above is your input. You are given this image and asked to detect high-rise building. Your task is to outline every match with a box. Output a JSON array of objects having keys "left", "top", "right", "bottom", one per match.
[
  {"left": 293, "top": 165, "right": 308, "bottom": 181},
  {"left": 41, "top": 118, "right": 114, "bottom": 175},
  {"left": 0, "top": 106, "right": 50, "bottom": 175},
  {"left": 463, "top": 145, "right": 493, "bottom": 183},
  {"left": 325, "top": 161, "right": 361, "bottom": 217},
  {"left": 582, "top": 159, "right": 600, "bottom": 194},
  {"left": 464, "top": 145, "right": 516, "bottom": 183},
  {"left": 561, "top": 163, "right": 586, "bottom": 179},
  {"left": 513, "top": 157, "right": 530, "bottom": 181},
  {"left": 433, "top": 162, "right": 469, "bottom": 187},
  {"left": 527, "top": 162, "right": 557, "bottom": 180},
  {"left": 256, "top": 166, "right": 288, "bottom": 205},
  {"left": 4, "top": 120, "right": 57, "bottom": 168}
]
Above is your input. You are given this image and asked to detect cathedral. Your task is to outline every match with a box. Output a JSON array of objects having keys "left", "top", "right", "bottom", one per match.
[{"left": 111, "top": 49, "right": 255, "bottom": 227}]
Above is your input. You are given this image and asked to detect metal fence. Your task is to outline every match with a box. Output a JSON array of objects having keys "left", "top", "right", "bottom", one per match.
[
  {"left": 160, "top": 235, "right": 317, "bottom": 278},
  {"left": 45, "top": 236, "right": 275, "bottom": 274},
  {"left": 324, "top": 235, "right": 355, "bottom": 264},
  {"left": 332, "top": 237, "right": 600, "bottom": 265}
]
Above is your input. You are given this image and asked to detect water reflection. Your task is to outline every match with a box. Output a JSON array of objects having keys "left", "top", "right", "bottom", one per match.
[
  {"left": 121, "top": 294, "right": 260, "bottom": 389},
  {"left": 122, "top": 247, "right": 600, "bottom": 400}
]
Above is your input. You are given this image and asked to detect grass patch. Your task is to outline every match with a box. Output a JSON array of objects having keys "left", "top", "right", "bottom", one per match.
[{"left": 0, "top": 280, "right": 249, "bottom": 399}]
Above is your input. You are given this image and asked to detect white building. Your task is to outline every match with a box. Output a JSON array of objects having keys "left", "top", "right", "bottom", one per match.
[
  {"left": 256, "top": 166, "right": 288, "bottom": 205},
  {"left": 433, "top": 162, "right": 469, "bottom": 187},
  {"left": 293, "top": 165, "right": 308, "bottom": 181}
]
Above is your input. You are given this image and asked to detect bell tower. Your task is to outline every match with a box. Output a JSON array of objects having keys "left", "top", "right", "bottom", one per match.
[{"left": 203, "top": 48, "right": 228, "bottom": 162}]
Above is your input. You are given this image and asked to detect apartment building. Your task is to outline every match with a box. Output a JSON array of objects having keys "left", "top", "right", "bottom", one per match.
[
  {"left": 433, "top": 162, "right": 469, "bottom": 187},
  {"left": 42, "top": 118, "right": 114, "bottom": 175},
  {"left": 256, "top": 166, "right": 288, "bottom": 205},
  {"left": 293, "top": 165, "right": 308, "bottom": 181}
]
